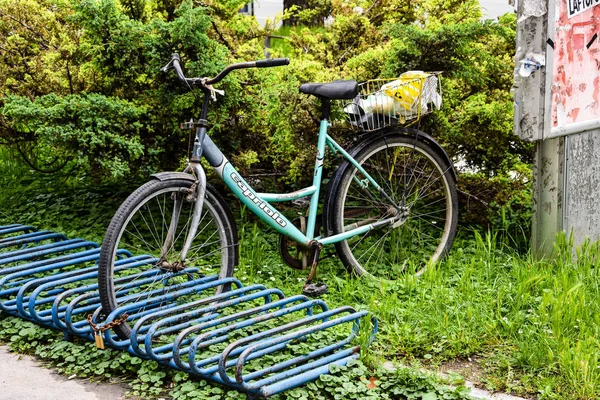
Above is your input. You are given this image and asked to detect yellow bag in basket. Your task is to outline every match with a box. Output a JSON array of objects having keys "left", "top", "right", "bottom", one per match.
[{"left": 382, "top": 71, "right": 430, "bottom": 111}]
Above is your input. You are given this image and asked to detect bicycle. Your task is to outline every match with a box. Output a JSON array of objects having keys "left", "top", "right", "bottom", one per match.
[{"left": 98, "top": 54, "right": 458, "bottom": 339}]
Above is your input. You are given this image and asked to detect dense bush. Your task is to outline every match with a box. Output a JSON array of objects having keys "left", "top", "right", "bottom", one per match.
[{"left": 0, "top": 0, "right": 532, "bottom": 227}]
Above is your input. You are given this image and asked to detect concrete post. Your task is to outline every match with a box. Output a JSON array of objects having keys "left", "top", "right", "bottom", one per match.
[
  {"left": 531, "top": 138, "right": 564, "bottom": 257},
  {"left": 513, "top": 0, "right": 563, "bottom": 257}
]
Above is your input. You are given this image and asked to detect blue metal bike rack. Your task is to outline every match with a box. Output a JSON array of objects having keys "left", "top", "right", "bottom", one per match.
[{"left": 0, "top": 224, "right": 377, "bottom": 398}]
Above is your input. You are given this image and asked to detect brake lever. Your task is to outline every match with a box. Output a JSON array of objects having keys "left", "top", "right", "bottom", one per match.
[
  {"left": 191, "top": 78, "right": 224, "bottom": 100},
  {"left": 160, "top": 53, "right": 181, "bottom": 73},
  {"left": 160, "top": 61, "right": 174, "bottom": 73}
]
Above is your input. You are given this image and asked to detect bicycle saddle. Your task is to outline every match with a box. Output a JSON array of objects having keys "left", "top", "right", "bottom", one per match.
[{"left": 299, "top": 79, "right": 359, "bottom": 100}]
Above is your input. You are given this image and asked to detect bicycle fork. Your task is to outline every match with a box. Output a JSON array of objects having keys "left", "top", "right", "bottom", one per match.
[{"left": 159, "top": 162, "right": 207, "bottom": 269}]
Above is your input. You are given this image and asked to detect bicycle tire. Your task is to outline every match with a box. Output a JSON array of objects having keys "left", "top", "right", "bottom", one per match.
[
  {"left": 98, "top": 178, "right": 238, "bottom": 339},
  {"left": 330, "top": 135, "right": 458, "bottom": 278}
]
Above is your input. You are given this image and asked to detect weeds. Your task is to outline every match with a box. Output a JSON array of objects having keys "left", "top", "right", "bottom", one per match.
[{"left": 2, "top": 164, "right": 600, "bottom": 398}]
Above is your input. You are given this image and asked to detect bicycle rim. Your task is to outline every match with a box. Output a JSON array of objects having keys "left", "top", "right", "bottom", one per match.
[
  {"left": 333, "top": 136, "right": 458, "bottom": 279},
  {"left": 99, "top": 179, "right": 236, "bottom": 338}
]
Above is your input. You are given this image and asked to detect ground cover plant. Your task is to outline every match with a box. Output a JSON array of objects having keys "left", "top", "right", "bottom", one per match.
[
  {"left": 0, "top": 157, "right": 472, "bottom": 399},
  {"left": 1, "top": 152, "right": 600, "bottom": 400}
]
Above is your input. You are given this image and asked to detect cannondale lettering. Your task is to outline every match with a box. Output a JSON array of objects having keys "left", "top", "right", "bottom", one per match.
[{"left": 231, "top": 173, "right": 287, "bottom": 227}]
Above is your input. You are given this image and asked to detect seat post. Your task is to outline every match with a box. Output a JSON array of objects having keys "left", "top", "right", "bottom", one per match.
[{"left": 320, "top": 98, "right": 331, "bottom": 121}]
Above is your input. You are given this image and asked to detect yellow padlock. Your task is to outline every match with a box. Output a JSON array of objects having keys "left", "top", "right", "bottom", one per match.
[{"left": 94, "top": 331, "right": 105, "bottom": 350}]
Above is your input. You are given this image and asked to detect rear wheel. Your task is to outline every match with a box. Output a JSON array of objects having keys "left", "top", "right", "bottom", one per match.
[
  {"left": 98, "top": 178, "right": 238, "bottom": 339},
  {"left": 330, "top": 135, "right": 458, "bottom": 279}
]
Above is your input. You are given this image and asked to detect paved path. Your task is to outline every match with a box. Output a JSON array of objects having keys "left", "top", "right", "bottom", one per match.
[
  {"left": 466, "top": 382, "right": 530, "bottom": 400},
  {"left": 1, "top": 343, "right": 530, "bottom": 400},
  {"left": 0, "top": 346, "right": 129, "bottom": 400}
]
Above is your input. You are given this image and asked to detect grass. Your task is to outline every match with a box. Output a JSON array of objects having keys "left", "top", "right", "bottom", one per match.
[{"left": 1, "top": 152, "right": 599, "bottom": 399}]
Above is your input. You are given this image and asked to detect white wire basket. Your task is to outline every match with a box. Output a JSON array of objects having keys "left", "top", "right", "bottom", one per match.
[{"left": 340, "top": 72, "right": 443, "bottom": 132}]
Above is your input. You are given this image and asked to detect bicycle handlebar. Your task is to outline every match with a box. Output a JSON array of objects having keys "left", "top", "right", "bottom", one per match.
[
  {"left": 255, "top": 58, "right": 290, "bottom": 68},
  {"left": 161, "top": 53, "right": 289, "bottom": 87}
]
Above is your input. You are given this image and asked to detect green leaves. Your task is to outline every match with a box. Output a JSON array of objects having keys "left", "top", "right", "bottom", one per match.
[
  {"left": 1, "top": 0, "right": 527, "bottom": 209},
  {"left": 275, "top": 360, "right": 470, "bottom": 400},
  {"left": 2, "top": 93, "right": 146, "bottom": 178},
  {"left": 0, "top": 0, "right": 230, "bottom": 180},
  {"left": 377, "top": 13, "right": 532, "bottom": 231},
  {"left": 0, "top": 0, "right": 79, "bottom": 99}
]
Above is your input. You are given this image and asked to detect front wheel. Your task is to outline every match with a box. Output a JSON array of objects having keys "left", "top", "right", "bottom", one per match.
[
  {"left": 330, "top": 135, "right": 458, "bottom": 279},
  {"left": 98, "top": 178, "right": 238, "bottom": 339}
]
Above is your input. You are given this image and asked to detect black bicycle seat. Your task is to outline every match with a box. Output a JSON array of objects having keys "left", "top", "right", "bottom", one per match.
[{"left": 299, "top": 80, "right": 358, "bottom": 100}]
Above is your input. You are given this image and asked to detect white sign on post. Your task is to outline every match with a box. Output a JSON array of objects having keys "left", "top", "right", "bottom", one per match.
[
  {"left": 568, "top": 0, "right": 600, "bottom": 18},
  {"left": 547, "top": 0, "right": 600, "bottom": 138}
]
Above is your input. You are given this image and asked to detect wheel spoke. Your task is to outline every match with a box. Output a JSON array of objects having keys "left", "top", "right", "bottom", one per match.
[
  {"left": 333, "top": 136, "right": 457, "bottom": 279},
  {"left": 98, "top": 181, "right": 236, "bottom": 339}
]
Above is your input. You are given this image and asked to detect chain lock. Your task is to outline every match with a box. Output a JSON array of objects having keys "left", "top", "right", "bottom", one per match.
[{"left": 87, "top": 313, "right": 129, "bottom": 349}]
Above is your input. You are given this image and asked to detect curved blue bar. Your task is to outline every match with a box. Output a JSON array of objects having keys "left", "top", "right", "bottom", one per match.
[
  {"left": 131, "top": 284, "right": 267, "bottom": 359},
  {"left": 0, "top": 231, "right": 68, "bottom": 249},
  {"left": 0, "top": 226, "right": 378, "bottom": 398},
  {"left": 0, "top": 240, "right": 93, "bottom": 265},
  {"left": 0, "top": 225, "right": 36, "bottom": 236}
]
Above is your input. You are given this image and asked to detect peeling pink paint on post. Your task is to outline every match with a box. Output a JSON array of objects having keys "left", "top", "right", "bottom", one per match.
[{"left": 551, "top": 1, "right": 600, "bottom": 128}]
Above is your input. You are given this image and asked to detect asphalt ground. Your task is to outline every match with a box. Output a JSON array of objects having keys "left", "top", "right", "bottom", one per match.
[{"left": 0, "top": 346, "right": 129, "bottom": 400}]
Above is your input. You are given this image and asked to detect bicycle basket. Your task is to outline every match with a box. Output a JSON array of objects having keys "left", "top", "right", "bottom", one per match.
[{"left": 340, "top": 72, "right": 442, "bottom": 132}]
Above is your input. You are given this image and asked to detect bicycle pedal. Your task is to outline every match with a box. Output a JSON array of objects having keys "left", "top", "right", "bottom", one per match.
[{"left": 302, "top": 282, "right": 328, "bottom": 297}]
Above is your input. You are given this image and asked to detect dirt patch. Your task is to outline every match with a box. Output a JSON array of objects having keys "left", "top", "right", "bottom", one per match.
[
  {"left": 437, "top": 357, "right": 536, "bottom": 400},
  {"left": 438, "top": 356, "right": 486, "bottom": 384}
]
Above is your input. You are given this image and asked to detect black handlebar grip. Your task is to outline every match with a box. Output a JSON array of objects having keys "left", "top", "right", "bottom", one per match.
[{"left": 255, "top": 58, "right": 290, "bottom": 68}]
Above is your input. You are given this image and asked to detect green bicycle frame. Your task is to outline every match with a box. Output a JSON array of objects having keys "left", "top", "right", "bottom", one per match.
[{"left": 202, "top": 118, "right": 397, "bottom": 249}]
